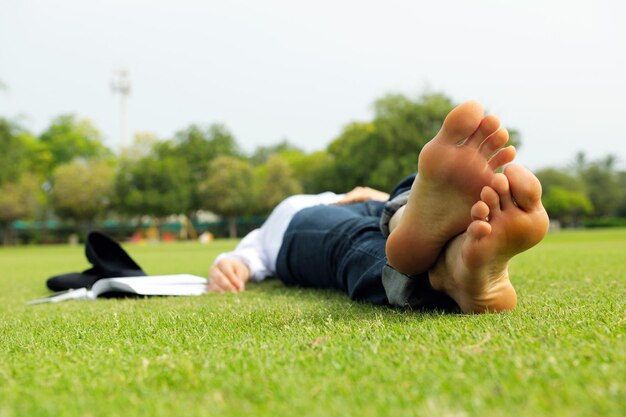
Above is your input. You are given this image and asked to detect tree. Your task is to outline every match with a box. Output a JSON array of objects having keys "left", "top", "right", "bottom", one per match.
[
  {"left": 20, "top": 133, "right": 54, "bottom": 180},
  {"left": 0, "top": 118, "right": 35, "bottom": 185},
  {"left": 542, "top": 186, "right": 593, "bottom": 227},
  {"left": 0, "top": 174, "right": 41, "bottom": 245},
  {"left": 199, "top": 156, "right": 254, "bottom": 238},
  {"left": 255, "top": 155, "right": 303, "bottom": 213},
  {"left": 573, "top": 153, "right": 623, "bottom": 218},
  {"left": 250, "top": 140, "right": 302, "bottom": 165},
  {"left": 123, "top": 132, "right": 161, "bottom": 160},
  {"left": 39, "top": 115, "right": 112, "bottom": 173},
  {"left": 50, "top": 160, "right": 115, "bottom": 231},
  {"left": 159, "top": 124, "right": 242, "bottom": 213},
  {"left": 535, "top": 168, "right": 586, "bottom": 195},
  {"left": 279, "top": 149, "right": 336, "bottom": 194},
  {"left": 580, "top": 159, "right": 622, "bottom": 218},
  {"left": 617, "top": 171, "right": 626, "bottom": 218},
  {"left": 327, "top": 121, "right": 384, "bottom": 191},
  {"left": 114, "top": 156, "right": 192, "bottom": 221}
]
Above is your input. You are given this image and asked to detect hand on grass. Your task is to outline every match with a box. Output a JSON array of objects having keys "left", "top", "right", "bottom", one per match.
[
  {"left": 208, "top": 258, "right": 250, "bottom": 292},
  {"left": 335, "top": 186, "right": 390, "bottom": 205}
]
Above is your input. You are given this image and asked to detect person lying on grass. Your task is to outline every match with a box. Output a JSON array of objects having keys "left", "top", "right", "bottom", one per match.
[{"left": 208, "top": 101, "right": 550, "bottom": 314}]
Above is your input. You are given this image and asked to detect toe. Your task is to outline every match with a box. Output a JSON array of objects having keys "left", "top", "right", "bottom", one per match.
[
  {"left": 491, "top": 173, "right": 515, "bottom": 210},
  {"left": 438, "top": 100, "right": 484, "bottom": 144},
  {"left": 479, "top": 128, "right": 509, "bottom": 158},
  {"left": 503, "top": 164, "right": 543, "bottom": 211},
  {"left": 465, "top": 114, "right": 500, "bottom": 148},
  {"left": 467, "top": 219, "right": 492, "bottom": 241},
  {"left": 471, "top": 200, "right": 490, "bottom": 220},
  {"left": 480, "top": 186, "right": 501, "bottom": 214},
  {"left": 488, "top": 145, "right": 516, "bottom": 170}
]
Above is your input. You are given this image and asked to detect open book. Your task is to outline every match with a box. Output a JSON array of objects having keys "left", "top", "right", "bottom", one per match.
[{"left": 28, "top": 274, "right": 208, "bottom": 304}]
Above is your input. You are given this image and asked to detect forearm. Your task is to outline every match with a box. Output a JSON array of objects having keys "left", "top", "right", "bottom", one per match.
[{"left": 335, "top": 186, "right": 389, "bottom": 205}]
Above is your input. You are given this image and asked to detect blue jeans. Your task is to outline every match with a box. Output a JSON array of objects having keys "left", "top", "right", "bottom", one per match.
[{"left": 275, "top": 174, "right": 439, "bottom": 306}]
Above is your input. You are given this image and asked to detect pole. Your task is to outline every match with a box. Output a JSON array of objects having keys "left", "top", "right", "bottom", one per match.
[{"left": 111, "top": 69, "right": 131, "bottom": 152}]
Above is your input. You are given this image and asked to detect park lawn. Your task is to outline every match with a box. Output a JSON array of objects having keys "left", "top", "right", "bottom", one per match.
[{"left": 0, "top": 230, "right": 624, "bottom": 417}]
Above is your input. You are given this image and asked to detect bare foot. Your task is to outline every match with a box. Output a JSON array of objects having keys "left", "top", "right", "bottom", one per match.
[
  {"left": 428, "top": 164, "right": 550, "bottom": 313},
  {"left": 386, "top": 101, "right": 516, "bottom": 275}
]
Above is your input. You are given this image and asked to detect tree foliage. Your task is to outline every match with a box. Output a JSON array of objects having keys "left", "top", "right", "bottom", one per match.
[
  {"left": 114, "top": 156, "right": 192, "bottom": 219},
  {"left": 537, "top": 153, "right": 626, "bottom": 225},
  {"left": 577, "top": 156, "right": 622, "bottom": 218},
  {"left": 199, "top": 156, "right": 254, "bottom": 237},
  {"left": 123, "top": 132, "right": 161, "bottom": 161},
  {"left": 617, "top": 172, "right": 626, "bottom": 218},
  {"left": 0, "top": 118, "right": 38, "bottom": 185},
  {"left": 250, "top": 140, "right": 302, "bottom": 165},
  {"left": 7, "top": 89, "right": 626, "bottom": 238},
  {"left": 158, "top": 124, "right": 241, "bottom": 213},
  {"left": 0, "top": 174, "right": 41, "bottom": 245},
  {"left": 279, "top": 149, "right": 336, "bottom": 194},
  {"left": 542, "top": 186, "right": 593, "bottom": 227},
  {"left": 39, "top": 115, "right": 111, "bottom": 172},
  {"left": 51, "top": 160, "right": 115, "bottom": 226},
  {"left": 536, "top": 168, "right": 586, "bottom": 194},
  {"left": 255, "top": 155, "right": 303, "bottom": 213}
]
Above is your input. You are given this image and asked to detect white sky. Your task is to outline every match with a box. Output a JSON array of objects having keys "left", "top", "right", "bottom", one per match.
[{"left": 1, "top": 0, "right": 625, "bottom": 171}]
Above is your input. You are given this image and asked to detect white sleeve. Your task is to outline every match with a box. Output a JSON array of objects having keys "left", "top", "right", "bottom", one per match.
[{"left": 213, "top": 229, "right": 274, "bottom": 282}]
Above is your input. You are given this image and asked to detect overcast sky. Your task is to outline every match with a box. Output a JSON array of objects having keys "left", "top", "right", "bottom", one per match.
[{"left": 1, "top": 0, "right": 625, "bottom": 171}]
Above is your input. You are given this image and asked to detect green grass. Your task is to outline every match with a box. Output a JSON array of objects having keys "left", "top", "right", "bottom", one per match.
[{"left": 1, "top": 230, "right": 624, "bottom": 417}]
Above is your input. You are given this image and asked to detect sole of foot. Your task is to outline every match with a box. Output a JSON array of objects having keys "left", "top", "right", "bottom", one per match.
[
  {"left": 386, "top": 100, "right": 516, "bottom": 275},
  {"left": 429, "top": 164, "right": 550, "bottom": 313}
]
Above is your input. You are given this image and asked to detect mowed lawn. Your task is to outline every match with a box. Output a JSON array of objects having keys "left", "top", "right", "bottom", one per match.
[{"left": 0, "top": 229, "right": 624, "bottom": 417}]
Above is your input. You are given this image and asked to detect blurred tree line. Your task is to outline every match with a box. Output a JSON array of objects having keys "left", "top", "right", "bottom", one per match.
[
  {"left": 0, "top": 91, "right": 624, "bottom": 245},
  {"left": 536, "top": 153, "right": 626, "bottom": 228}
]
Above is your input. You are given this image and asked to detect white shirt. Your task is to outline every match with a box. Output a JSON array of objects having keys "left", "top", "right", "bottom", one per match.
[{"left": 214, "top": 192, "right": 345, "bottom": 281}]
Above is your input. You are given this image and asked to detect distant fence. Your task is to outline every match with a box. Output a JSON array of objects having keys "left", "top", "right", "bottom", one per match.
[{"left": 4, "top": 216, "right": 267, "bottom": 245}]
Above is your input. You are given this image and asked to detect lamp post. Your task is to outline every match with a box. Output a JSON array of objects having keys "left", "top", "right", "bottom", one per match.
[{"left": 111, "top": 69, "right": 131, "bottom": 151}]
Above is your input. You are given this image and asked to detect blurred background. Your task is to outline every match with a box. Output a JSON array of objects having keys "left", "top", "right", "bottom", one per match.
[{"left": 1, "top": 0, "right": 625, "bottom": 244}]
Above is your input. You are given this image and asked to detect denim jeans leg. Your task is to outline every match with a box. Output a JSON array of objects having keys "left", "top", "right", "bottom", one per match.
[{"left": 276, "top": 203, "right": 390, "bottom": 305}]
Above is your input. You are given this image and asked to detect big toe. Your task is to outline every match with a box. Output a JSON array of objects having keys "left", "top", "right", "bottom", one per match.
[
  {"left": 438, "top": 100, "right": 485, "bottom": 143},
  {"left": 503, "top": 164, "right": 543, "bottom": 211}
]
